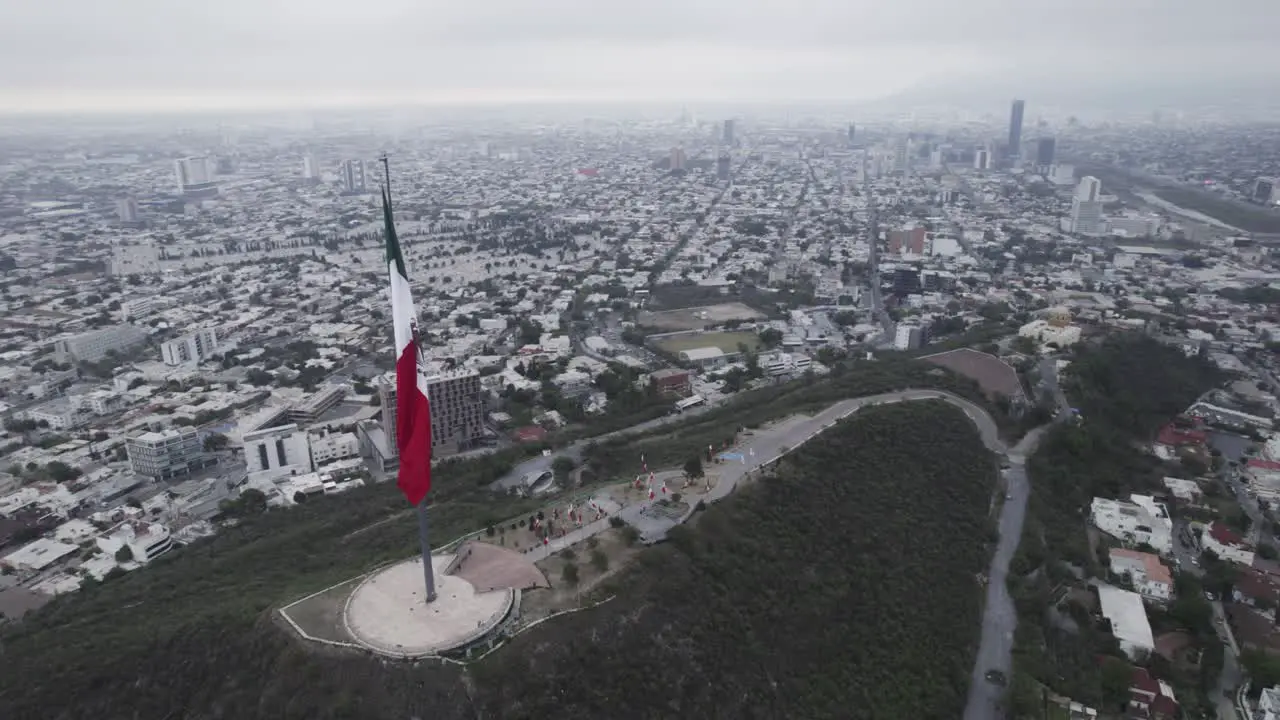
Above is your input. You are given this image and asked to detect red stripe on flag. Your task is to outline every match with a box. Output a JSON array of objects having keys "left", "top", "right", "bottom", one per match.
[{"left": 395, "top": 341, "right": 432, "bottom": 505}]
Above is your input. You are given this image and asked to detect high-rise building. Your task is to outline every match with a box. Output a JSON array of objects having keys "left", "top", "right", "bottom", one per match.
[
  {"left": 125, "top": 427, "right": 208, "bottom": 480},
  {"left": 1070, "top": 176, "right": 1105, "bottom": 235},
  {"left": 116, "top": 197, "right": 140, "bottom": 224},
  {"left": 302, "top": 154, "right": 321, "bottom": 184},
  {"left": 379, "top": 369, "right": 486, "bottom": 457},
  {"left": 1253, "top": 178, "right": 1276, "bottom": 205},
  {"left": 1007, "top": 99, "right": 1025, "bottom": 159},
  {"left": 341, "top": 159, "right": 366, "bottom": 194},
  {"left": 160, "top": 328, "right": 219, "bottom": 366},
  {"left": 1036, "top": 137, "right": 1056, "bottom": 168},
  {"left": 669, "top": 147, "right": 687, "bottom": 172},
  {"left": 974, "top": 148, "right": 991, "bottom": 170},
  {"left": 1076, "top": 176, "right": 1101, "bottom": 203},
  {"left": 174, "top": 157, "right": 217, "bottom": 197},
  {"left": 723, "top": 119, "right": 736, "bottom": 146},
  {"left": 848, "top": 123, "right": 856, "bottom": 145},
  {"left": 716, "top": 153, "right": 731, "bottom": 182}
]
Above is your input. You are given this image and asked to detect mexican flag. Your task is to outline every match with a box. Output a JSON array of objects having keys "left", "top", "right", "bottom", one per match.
[{"left": 382, "top": 185, "right": 432, "bottom": 506}]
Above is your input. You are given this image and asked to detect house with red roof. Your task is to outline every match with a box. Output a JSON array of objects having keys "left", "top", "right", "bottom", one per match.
[
  {"left": 1129, "top": 666, "right": 1179, "bottom": 720},
  {"left": 1233, "top": 567, "right": 1280, "bottom": 621},
  {"left": 1245, "top": 458, "right": 1280, "bottom": 503},
  {"left": 1151, "top": 421, "right": 1208, "bottom": 461},
  {"left": 1203, "top": 522, "right": 1255, "bottom": 566}
]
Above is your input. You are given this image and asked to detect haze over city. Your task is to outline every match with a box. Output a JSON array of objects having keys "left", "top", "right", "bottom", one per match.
[{"left": 4, "top": 0, "right": 1280, "bottom": 113}]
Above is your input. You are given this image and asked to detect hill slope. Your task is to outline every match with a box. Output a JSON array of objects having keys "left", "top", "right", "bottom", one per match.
[
  {"left": 473, "top": 400, "right": 997, "bottom": 719},
  {"left": 0, "top": 400, "right": 997, "bottom": 719}
]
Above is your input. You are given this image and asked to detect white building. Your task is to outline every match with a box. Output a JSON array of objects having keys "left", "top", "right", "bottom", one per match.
[
  {"left": 1018, "top": 319, "right": 1083, "bottom": 347},
  {"left": 244, "top": 424, "right": 312, "bottom": 480},
  {"left": 1109, "top": 549, "right": 1173, "bottom": 602},
  {"left": 309, "top": 430, "right": 359, "bottom": 466},
  {"left": 1162, "top": 476, "right": 1201, "bottom": 504},
  {"left": 1259, "top": 686, "right": 1280, "bottom": 720},
  {"left": 24, "top": 398, "right": 84, "bottom": 430},
  {"left": 1203, "top": 522, "right": 1255, "bottom": 565},
  {"left": 174, "top": 156, "right": 216, "bottom": 195},
  {"left": 1090, "top": 494, "right": 1173, "bottom": 555},
  {"left": 1096, "top": 585, "right": 1155, "bottom": 661},
  {"left": 54, "top": 324, "right": 149, "bottom": 362},
  {"left": 95, "top": 521, "right": 173, "bottom": 564},
  {"left": 893, "top": 323, "right": 925, "bottom": 351},
  {"left": 1069, "top": 176, "right": 1105, "bottom": 235},
  {"left": 678, "top": 347, "right": 727, "bottom": 369},
  {"left": 161, "top": 328, "right": 219, "bottom": 366},
  {"left": 1, "top": 538, "right": 78, "bottom": 572},
  {"left": 120, "top": 297, "right": 158, "bottom": 322}
]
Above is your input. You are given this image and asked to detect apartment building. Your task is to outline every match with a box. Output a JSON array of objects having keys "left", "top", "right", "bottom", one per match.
[
  {"left": 54, "top": 324, "right": 149, "bottom": 363},
  {"left": 160, "top": 328, "right": 219, "bottom": 366},
  {"left": 125, "top": 427, "right": 209, "bottom": 480},
  {"left": 379, "top": 369, "right": 486, "bottom": 456}
]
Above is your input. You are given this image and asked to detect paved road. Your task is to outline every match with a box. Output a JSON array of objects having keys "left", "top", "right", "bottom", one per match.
[
  {"left": 963, "top": 358, "right": 1069, "bottom": 720},
  {"left": 1211, "top": 599, "right": 1244, "bottom": 720}
]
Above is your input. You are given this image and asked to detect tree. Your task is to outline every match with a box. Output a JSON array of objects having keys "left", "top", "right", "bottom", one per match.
[
  {"left": 1098, "top": 655, "right": 1133, "bottom": 711},
  {"left": 684, "top": 456, "right": 704, "bottom": 480},
  {"left": 45, "top": 461, "right": 81, "bottom": 483},
  {"left": 561, "top": 562, "right": 580, "bottom": 586},
  {"left": 203, "top": 433, "right": 229, "bottom": 452},
  {"left": 758, "top": 328, "right": 783, "bottom": 348},
  {"left": 590, "top": 548, "right": 608, "bottom": 572},
  {"left": 551, "top": 456, "right": 576, "bottom": 480},
  {"left": 114, "top": 545, "right": 134, "bottom": 563}
]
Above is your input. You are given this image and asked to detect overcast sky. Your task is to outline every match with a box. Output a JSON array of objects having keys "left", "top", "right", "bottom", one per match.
[{"left": 2, "top": 0, "right": 1277, "bottom": 113}]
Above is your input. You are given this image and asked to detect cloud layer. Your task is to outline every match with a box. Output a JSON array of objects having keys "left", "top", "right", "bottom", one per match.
[{"left": 3, "top": 0, "right": 1276, "bottom": 112}]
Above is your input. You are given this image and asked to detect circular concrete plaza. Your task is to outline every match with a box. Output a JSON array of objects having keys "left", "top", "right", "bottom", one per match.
[{"left": 344, "top": 554, "right": 513, "bottom": 658}]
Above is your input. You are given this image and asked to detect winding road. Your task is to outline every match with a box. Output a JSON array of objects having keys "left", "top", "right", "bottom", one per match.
[{"left": 493, "top": 384, "right": 1054, "bottom": 718}]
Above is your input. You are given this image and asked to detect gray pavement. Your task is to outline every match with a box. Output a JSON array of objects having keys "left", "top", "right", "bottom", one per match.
[{"left": 962, "top": 358, "right": 1068, "bottom": 720}]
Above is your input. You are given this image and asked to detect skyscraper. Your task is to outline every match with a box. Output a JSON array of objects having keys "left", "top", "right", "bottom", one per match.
[
  {"left": 1036, "top": 137, "right": 1056, "bottom": 168},
  {"left": 116, "top": 197, "right": 140, "bottom": 224},
  {"left": 974, "top": 147, "right": 991, "bottom": 170},
  {"left": 302, "top": 154, "right": 321, "bottom": 184},
  {"left": 848, "top": 123, "right": 856, "bottom": 145},
  {"left": 341, "top": 160, "right": 366, "bottom": 194},
  {"left": 669, "top": 147, "right": 687, "bottom": 172},
  {"left": 1007, "top": 99, "right": 1025, "bottom": 159},
  {"left": 174, "top": 157, "right": 217, "bottom": 197},
  {"left": 1070, "top": 176, "right": 1105, "bottom": 235},
  {"left": 717, "top": 153, "right": 731, "bottom": 182},
  {"left": 723, "top": 119, "right": 735, "bottom": 146}
]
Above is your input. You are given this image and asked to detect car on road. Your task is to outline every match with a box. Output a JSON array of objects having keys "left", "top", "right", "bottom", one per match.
[
  {"left": 984, "top": 669, "right": 1007, "bottom": 686},
  {"left": 1005, "top": 493, "right": 1013, "bottom": 501}
]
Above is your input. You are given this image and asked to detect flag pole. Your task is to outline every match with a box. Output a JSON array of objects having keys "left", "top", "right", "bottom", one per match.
[{"left": 383, "top": 153, "right": 437, "bottom": 604}]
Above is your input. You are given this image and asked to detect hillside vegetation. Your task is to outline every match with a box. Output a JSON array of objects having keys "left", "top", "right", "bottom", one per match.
[
  {"left": 473, "top": 401, "right": 997, "bottom": 719},
  {"left": 1008, "top": 334, "right": 1224, "bottom": 714},
  {"left": 0, "top": 367, "right": 998, "bottom": 719}
]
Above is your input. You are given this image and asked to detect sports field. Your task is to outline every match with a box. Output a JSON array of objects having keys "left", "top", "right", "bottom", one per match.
[
  {"left": 639, "top": 302, "right": 765, "bottom": 331},
  {"left": 652, "top": 331, "right": 761, "bottom": 354}
]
